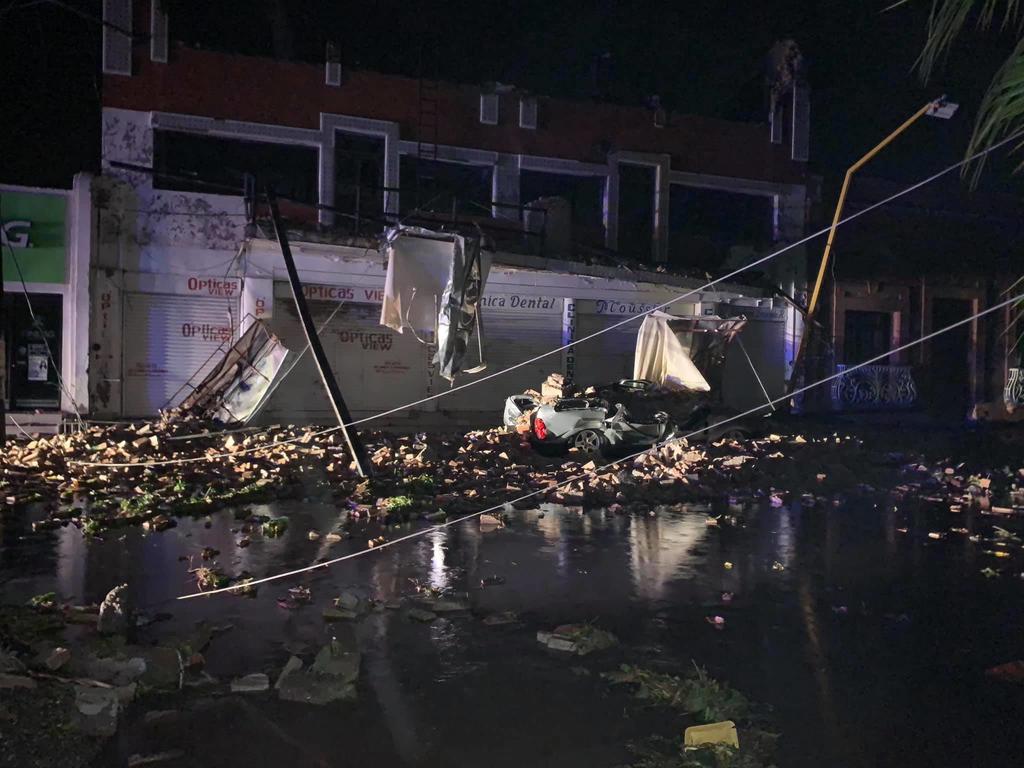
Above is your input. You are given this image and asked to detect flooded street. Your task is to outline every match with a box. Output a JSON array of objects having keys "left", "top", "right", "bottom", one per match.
[{"left": 4, "top": 487, "right": 1024, "bottom": 767}]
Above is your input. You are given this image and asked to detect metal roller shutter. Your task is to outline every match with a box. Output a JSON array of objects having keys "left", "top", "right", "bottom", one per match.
[
  {"left": 122, "top": 292, "right": 238, "bottom": 416},
  {"left": 440, "top": 294, "right": 564, "bottom": 414},
  {"left": 262, "top": 297, "right": 432, "bottom": 421}
]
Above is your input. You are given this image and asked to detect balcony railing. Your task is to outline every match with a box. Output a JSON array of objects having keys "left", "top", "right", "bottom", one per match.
[
  {"left": 1005, "top": 367, "right": 1024, "bottom": 409},
  {"left": 830, "top": 363, "right": 918, "bottom": 410}
]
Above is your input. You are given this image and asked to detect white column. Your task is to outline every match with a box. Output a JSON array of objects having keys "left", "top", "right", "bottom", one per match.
[
  {"left": 240, "top": 276, "right": 274, "bottom": 334},
  {"left": 65, "top": 173, "right": 93, "bottom": 414}
]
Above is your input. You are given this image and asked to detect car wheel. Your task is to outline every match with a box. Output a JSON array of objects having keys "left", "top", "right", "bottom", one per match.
[{"left": 571, "top": 429, "right": 605, "bottom": 456}]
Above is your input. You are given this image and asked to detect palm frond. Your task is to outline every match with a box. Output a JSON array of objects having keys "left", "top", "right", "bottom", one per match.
[
  {"left": 917, "top": 0, "right": 1023, "bottom": 81},
  {"left": 962, "top": 35, "right": 1024, "bottom": 183},
  {"left": 918, "top": 0, "right": 979, "bottom": 82}
]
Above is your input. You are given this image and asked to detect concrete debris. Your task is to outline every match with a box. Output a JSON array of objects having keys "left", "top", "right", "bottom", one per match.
[
  {"left": 137, "top": 646, "right": 183, "bottom": 690},
  {"left": 538, "top": 624, "right": 617, "bottom": 655},
  {"left": 97, "top": 584, "right": 132, "bottom": 636},
  {"left": 0, "top": 673, "right": 37, "bottom": 689},
  {"left": 81, "top": 654, "right": 147, "bottom": 686},
  {"left": 143, "top": 709, "right": 180, "bottom": 726},
  {"left": 482, "top": 611, "right": 518, "bottom": 626},
  {"left": 275, "top": 639, "right": 360, "bottom": 705},
  {"left": 230, "top": 673, "right": 270, "bottom": 693},
  {"left": 127, "top": 751, "right": 186, "bottom": 767},
  {"left": 74, "top": 685, "right": 120, "bottom": 736},
  {"left": 43, "top": 646, "right": 71, "bottom": 671},
  {"left": 407, "top": 608, "right": 438, "bottom": 623}
]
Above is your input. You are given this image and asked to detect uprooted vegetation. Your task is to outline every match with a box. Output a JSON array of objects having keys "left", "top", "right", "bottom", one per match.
[{"left": 606, "top": 664, "right": 779, "bottom": 768}]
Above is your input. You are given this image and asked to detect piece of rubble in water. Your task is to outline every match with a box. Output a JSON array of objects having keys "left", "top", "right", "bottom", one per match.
[
  {"left": 143, "top": 515, "right": 174, "bottom": 532},
  {"left": 142, "top": 709, "right": 180, "bottom": 726},
  {"left": 0, "top": 673, "right": 36, "bottom": 689},
  {"left": 427, "top": 598, "right": 470, "bottom": 613},
  {"left": 684, "top": 720, "right": 739, "bottom": 750},
  {"left": 706, "top": 615, "right": 726, "bottom": 630},
  {"left": 230, "top": 673, "right": 270, "bottom": 693},
  {"left": 127, "top": 751, "right": 186, "bottom": 767},
  {"left": 74, "top": 685, "right": 120, "bottom": 736},
  {"left": 482, "top": 611, "right": 518, "bottom": 626},
  {"left": 541, "top": 624, "right": 617, "bottom": 655},
  {"left": 407, "top": 608, "right": 438, "bottom": 623},
  {"left": 479, "top": 514, "right": 503, "bottom": 530},
  {"left": 97, "top": 584, "right": 132, "bottom": 636},
  {"left": 44, "top": 647, "right": 72, "bottom": 671}
]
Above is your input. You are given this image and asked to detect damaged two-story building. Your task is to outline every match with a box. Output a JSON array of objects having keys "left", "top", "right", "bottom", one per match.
[{"left": 75, "top": 0, "right": 812, "bottom": 429}]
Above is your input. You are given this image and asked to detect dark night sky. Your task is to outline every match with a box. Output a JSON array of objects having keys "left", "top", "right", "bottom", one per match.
[{"left": 0, "top": 0, "right": 1019, "bottom": 193}]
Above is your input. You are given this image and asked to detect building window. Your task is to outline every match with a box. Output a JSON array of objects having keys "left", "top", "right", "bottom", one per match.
[
  {"left": 520, "top": 170, "right": 605, "bottom": 248},
  {"left": 399, "top": 156, "right": 493, "bottom": 216},
  {"left": 153, "top": 129, "right": 319, "bottom": 203},
  {"left": 843, "top": 310, "right": 892, "bottom": 365},
  {"left": 668, "top": 185, "right": 774, "bottom": 268},
  {"left": 617, "top": 163, "right": 656, "bottom": 260},
  {"left": 334, "top": 130, "right": 386, "bottom": 234}
]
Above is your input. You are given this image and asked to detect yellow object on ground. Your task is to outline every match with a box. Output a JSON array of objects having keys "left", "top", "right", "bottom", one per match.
[{"left": 684, "top": 720, "right": 739, "bottom": 750}]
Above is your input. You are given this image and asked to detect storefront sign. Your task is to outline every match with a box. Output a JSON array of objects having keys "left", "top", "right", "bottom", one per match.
[
  {"left": 300, "top": 284, "right": 386, "bottom": 304},
  {"left": 182, "top": 276, "right": 241, "bottom": 297},
  {"left": 594, "top": 299, "right": 659, "bottom": 316},
  {"left": 479, "top": 294, "right": 561, "bottom": 312},
  {"left": 0, "top": 190, "right": 66, "bottom": 283}
]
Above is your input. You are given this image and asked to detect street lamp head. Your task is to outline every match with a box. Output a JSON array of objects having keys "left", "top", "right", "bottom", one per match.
[{"left": 928, "top": 96, "right": 959, "bottom": 119}]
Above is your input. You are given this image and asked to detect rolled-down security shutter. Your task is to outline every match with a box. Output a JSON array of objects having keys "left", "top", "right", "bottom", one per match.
[
  {"left": 439, "top": 293, "right": 563, "bottom": 415},
  {"left": 122, "top": 292, "right": 238, "bottom": 417},
  {"left": 262, "top": 296, "right": 431, "bottom": 421}
]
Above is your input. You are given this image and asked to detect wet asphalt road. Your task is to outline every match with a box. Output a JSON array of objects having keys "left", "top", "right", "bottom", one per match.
[{"left": 3, "top": 490, "right": 1024, "bottom": 767}]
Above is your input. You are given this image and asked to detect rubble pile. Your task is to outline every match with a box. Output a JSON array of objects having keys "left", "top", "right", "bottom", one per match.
[
  {"left": 4, "top": 415, "right": 1023, "bottom": 540},
  {"left": 1, "top": 421, "right": 360, "bottom": 532}
]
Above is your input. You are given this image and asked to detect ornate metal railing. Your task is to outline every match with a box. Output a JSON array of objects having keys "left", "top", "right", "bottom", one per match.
[
  {"left": 830, "top": 363, "right": 918, "bottom": 410},
  {"left": 1005, "top": 367, "right": 1024, "bottom": 409}
]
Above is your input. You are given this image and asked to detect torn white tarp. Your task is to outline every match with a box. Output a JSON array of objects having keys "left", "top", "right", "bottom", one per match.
[
  {"left": 380, "top": 230, "right": 454, "bottom": 339},
  {"left": 167, "top": 320, "right": 289, "bottom": 425},
  {"left": 380, "top": 228, "right": 491, "bottom": 380},
  {"left": 633, "top": 312, "right": 711, "bottom": 392}
]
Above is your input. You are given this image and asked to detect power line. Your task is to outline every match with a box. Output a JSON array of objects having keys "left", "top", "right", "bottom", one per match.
[{"left": 176, "top": 290, "right": 1023, "bottom": 600}]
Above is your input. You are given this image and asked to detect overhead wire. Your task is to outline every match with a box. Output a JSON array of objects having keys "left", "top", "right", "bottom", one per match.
[
  {"left": 69, "top": 127, "right": 1024, "bottom": 468},
  {"left": 177, "top": 289, "right": 1023, "bottom": 600}
]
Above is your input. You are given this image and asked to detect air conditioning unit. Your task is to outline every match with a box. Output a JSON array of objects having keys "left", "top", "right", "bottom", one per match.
[
  {"left": 519, "top": 97, "right": 537, "bottom": 129},
  {"left": 480, "top": 93, "right": 499, "bottom": 125}
]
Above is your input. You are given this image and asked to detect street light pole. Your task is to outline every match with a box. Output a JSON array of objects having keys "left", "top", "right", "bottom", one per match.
[{"left": 788, "top": 96, "right": 957, "bottom": 399}]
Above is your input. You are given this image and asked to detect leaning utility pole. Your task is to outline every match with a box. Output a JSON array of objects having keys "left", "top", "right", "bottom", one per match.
[
  {"left": 787, "top": 96, "right": 957, "bottom": 401},
  {"left": 266, "top": 190, "right": 372, "bottom": 478}
]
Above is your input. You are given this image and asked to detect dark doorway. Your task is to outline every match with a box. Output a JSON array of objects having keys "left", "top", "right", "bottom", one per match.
[
  {"left": 617, "top": 163, "right": 655, "bottom": 261},
  {"left": 928, "top": 298, "right": 973, "bottom": 418},
  {"left": 2, "top": 292, "right": 63, "bottom": 410},
  {"left": 842, "top": 310, "right": 892, "bottom": 365},
  {"left": 334, "top": 130, "right": 386, "bottom": 235}
]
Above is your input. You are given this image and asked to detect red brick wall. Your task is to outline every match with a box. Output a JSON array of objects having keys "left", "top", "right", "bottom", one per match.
[{"left": 104, "top": 44, "right": 805, "bottom": 184}]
